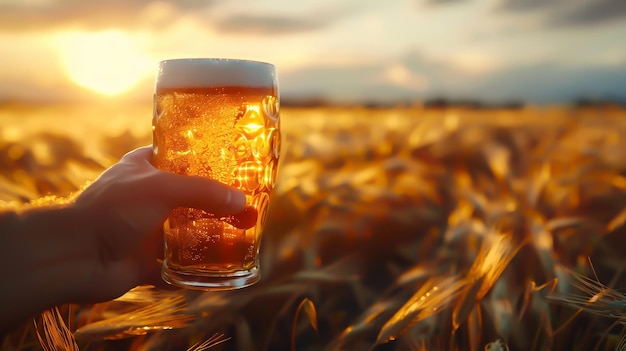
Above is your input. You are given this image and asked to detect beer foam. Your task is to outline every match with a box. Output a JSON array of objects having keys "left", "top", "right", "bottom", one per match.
[{"left": 157, "top": 58, "right": 276, "bottom": 89}]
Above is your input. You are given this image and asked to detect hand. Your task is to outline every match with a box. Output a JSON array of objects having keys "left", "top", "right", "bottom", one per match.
[
  {"left": 0, "top": 145, "right": 246, "bottom": 332},
  {"left": 71, "top": 146, "right": 247, "bottom": 303}
]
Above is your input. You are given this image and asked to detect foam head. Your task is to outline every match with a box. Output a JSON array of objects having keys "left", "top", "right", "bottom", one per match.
[{"left": 156, "top": 58, "right": 277, "bottom": 89}]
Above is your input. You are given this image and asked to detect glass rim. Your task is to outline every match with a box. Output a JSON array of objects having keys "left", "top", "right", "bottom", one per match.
[{"left": 158, "top": 58, "right": 275, "bottom": 68}]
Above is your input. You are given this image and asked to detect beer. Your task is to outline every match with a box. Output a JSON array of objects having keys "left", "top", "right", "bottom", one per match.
[{"left": 152, "top": 59, "right": 280, "bottom": 290}]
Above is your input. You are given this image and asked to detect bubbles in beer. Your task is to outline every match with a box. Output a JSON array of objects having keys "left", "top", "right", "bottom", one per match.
[{"left": 153, "top": 87, "right": 280, "bottom": 272}]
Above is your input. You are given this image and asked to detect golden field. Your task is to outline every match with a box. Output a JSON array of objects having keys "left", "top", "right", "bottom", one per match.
[{"left": 2, "top": 103, "right": 626, "bottom": 350}]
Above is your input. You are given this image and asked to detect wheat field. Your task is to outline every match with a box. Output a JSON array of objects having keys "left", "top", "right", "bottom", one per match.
[{"left": 2, "top": 103, "right": 626, "bottom": 350}]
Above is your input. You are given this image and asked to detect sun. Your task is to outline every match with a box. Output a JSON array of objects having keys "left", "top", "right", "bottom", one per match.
[{"left": 56, "top": 30, "right": 152, "bottom": 96}]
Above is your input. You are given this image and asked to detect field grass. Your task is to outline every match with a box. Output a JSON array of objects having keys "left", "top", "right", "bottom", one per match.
[{"left": 1, "top": 103, "right": 626, "bottom": 350}]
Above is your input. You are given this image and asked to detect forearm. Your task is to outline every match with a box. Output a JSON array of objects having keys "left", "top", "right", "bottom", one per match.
[{"left": 0, "top": 205, "right": 93, "bottom": 333}]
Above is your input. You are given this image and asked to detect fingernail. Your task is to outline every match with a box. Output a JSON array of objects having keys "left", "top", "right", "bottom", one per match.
[{"left": 229, "top": 190, "right": 246, "bottom": 210}]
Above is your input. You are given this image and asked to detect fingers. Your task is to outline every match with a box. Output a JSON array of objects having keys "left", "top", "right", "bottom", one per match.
[
  {"left": 156, "top": 172, "right": 246, "bottom": 214},
  {"left": 120, "top": 145, "right": 247, "bottom": 214}
]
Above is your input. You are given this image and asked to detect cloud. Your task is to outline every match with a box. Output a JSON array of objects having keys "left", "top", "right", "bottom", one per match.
[
  {"left": 279, "top": 51, "right": 462, "bottom": 104},
  {"left": 210, "top": 2, "right": 359, "bottom": 36},
  {"left": 423, "top": 0, "right": 626, "bottom": 29},
  {"left": 422, "top": 0, "right": 468, "bottom": 6},
  {"left": 495, "top": 0, "right": 564, "bottom": 12},
  {"left": 0, "top": 0, "right": 350, "bottom": 37},
  {"left": 496, "top": 0, "right": 626, "bottom": 27},
  {"left": 213, "top": 14, "right": 329, "bottom": 35},
  {"left": 0, "top": 0, "right": 215, "bottom": 31},
  {"left": 376, "top": 64, "right": 429, "bottom": 91},
  {"left": 553, "top": 0, "right": 626, "bottom": 26},
  {"left": 279, "top": 48, "right": 626, "bottom": 105}
]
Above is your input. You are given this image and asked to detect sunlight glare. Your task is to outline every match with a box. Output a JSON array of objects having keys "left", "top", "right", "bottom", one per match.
[{"left": 56, "top": 30, "right": 152, "bottom": 95}]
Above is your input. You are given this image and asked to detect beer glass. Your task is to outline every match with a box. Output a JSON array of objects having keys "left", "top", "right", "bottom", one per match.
[{"left": 152, "top": 58, "right": 280, "bottom": 290}]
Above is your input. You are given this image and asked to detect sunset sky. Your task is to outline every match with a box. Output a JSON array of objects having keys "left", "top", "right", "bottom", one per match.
[{"left": 1, "top": 0, "right": 625, "bottom": 105}]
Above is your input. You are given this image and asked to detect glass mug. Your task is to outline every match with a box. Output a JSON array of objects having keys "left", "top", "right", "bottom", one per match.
[{"left": 152, "top": 58, "right": 280, "bottom": 290}]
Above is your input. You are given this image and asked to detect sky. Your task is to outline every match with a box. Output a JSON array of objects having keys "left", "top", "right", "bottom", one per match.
[{"left": 0, "top": 0, "right": 625, "bottom": 105}]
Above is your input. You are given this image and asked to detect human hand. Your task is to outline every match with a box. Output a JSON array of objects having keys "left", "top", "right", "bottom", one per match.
[
  {"left": 0, "top": 145, "right": 249, "bottom": 332},
  {"left": 71, "top": 146, "right": 246, "bottom": 303}
]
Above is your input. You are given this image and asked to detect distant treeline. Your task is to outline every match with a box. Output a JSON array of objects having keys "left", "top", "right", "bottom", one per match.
[
  {"left": 281, "top": 96, "right": 626, "bottom": 109},
  {"left": 1, "top": 96, "right": 624, "bottom": 110}
]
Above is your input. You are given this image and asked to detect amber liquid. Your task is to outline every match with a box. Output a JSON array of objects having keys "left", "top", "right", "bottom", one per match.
[{"left": 152, "top": 86, "right": 280, "bottom": 275}]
